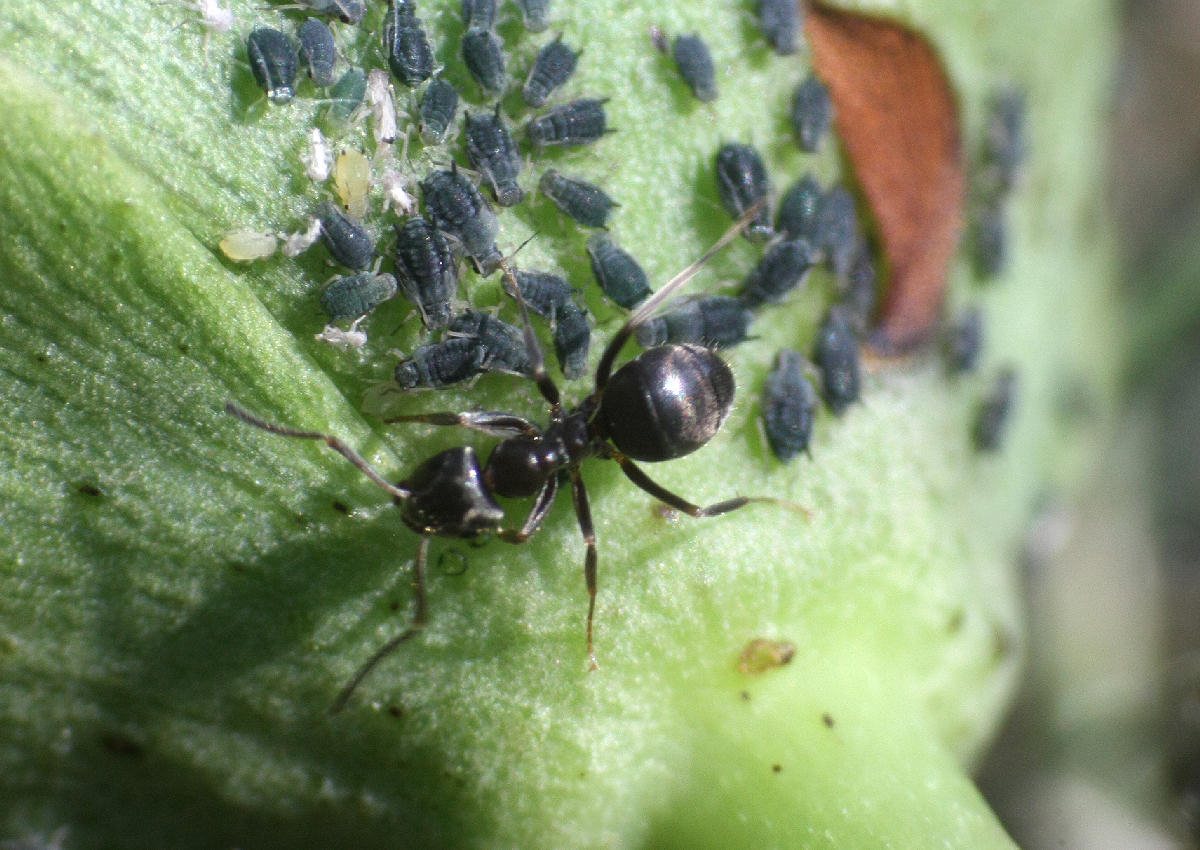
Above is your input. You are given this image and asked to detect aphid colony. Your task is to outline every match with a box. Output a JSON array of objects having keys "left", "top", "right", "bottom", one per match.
[{"left": 215, "top": 1, "right": 1024, "bottom": 708}]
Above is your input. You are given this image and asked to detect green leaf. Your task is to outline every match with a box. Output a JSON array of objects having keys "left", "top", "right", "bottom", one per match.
[{"left": 0, "top": 0, "right": 1118, "bottom": 846}]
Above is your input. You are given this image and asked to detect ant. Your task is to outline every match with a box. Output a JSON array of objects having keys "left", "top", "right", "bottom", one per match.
[{"left": 225, "top": 207, "right": 796, "bottom": 713}]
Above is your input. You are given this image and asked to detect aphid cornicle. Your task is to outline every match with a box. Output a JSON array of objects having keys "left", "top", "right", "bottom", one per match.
[
  {"left": 738, "top": 238, "right": 817, "bottom": 308},
  {"left": 394, "top": 337, "right": 488, "bottom": 389},
  {"left": 247, "top": 27, "right": 298, "bottom": 105},
  {"left": 392, "top": 217, "right": 459, "bottom": 329},
  {"left": 791, "top": 74, "right": 833, "bottom": 153},
  {"left": 634, "top": 296, "right": 754, "bottom": 350},
  {"left": 384, "top": 0, "right": 434, "bottom": 87},
  {"left": 462, "top": 27, "right": 506, "bottom": 96},
  {"left": 715, "top": 143, "right": 772, "bottom": 242},
  {"left": 224, "top": 209, "right": 785, "bottom": 712},
  {"left": 813, "top": 305, "right": 861, "bottom": 415},
  {"left": 298, "top": 18, "right": 337, "bottom": 88},
  {"left": 420, "top": 167, "right": 502, "bottom": 275},
  {"left": 447, "top": 311, "right": 532, "bottom": 375},
  {"left": 672, "top": 34, "right": 718, "bottom": 103},
  {"left": 465, "top": 107, "right": 525, "bottom": 207},
  {"left": 586, "top": 233, "right": 652, "bottom": 309},
  {"left": 762, "top": 349, "right": 818, "bottom": 463},
  {"left": 526, "top": 98, "right": 608, "bottom": 148},
  {"left": 522, "top": 35, "right": 579, "bottom": 108},
  {"left": 538, "top": 169, "right": 618, "bottom": 228},
  {"left": 418, "top": 77, "right": 460, "bottom": 145},
  {"left": 316, "top": 201, "right": 375, "bottom": 270},
  {"left": 320, "top": 272, "right": 400, "bottom": 323}
]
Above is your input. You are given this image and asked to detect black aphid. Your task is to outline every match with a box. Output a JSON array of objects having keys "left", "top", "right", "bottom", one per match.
[
  {"left": 393, "top": 217, "right": 459, "bottom": 329},
  {"left": 448, "top": 310, "right": 532, "bottom": 375},
  {"left": 224, "top": 210, "right": 785, "bottom": 711},
  {"left": 394, "top": 337, "right": 488, "bottom": 388},
  {"left": 505, "top": 270, "right": 591, "bottom": 379},
  {"left": 418, "top": 78, "right": 459, "bottom": 145},
  {"left": 715, "top": 143, "right": 772, "bottom": 242},
  {"left": 985, "top": 87, "right": 1027, "bottom": 191},
  {"left": 762, "top": 349, "right": 818, "bottom": 463},
  {"left": 673, "top": 34, "right": 717, "bottom": 103},
  {"left": 465, "top": 107, "right": 524, "bottom": 207},
  {"left": 840, "top": 245, "right": 877, "bottom": 335},
  {"left": 248, "top": 27, "right": 298, "bottom": 105},
  {"left": 462, "top": 27, "right": 506, "bottom": 96},
  {"left": 758, "top": 0, "right": 799, "bottom": 55},
  {"left": 587, "top": 233, "right": 652, "bottom": 308},
  {"left": 791, "top": 74, "right": 833, "bottom": 153},
  {"left": 522, "top": 35, "right": 579, "bottom": 108},
  {"left": 816, "top": 185, "right": 859, "bottom": 278},
  {"left": 316, "top": 201, "right": 375, "bottom": 270},
  {"left": 775, "top": 173, "right": 822, "bottom": 243},
  {"left": 298, "top": 19, "right": 338, "bottom": 88},
  {"left": 539, "top": 169, "right": 617, "bottom": 228},
  {"left": 461, "top": 0, "right": 497, "bottom": 30},
  {"left": 300, "top": 0, "right": 365, "bottom": 24},
  {"left": 420, "top": 168, "right": 502, "bottom": 275},
  {"left": 974, "top": 367, "right": 1017, "bottom": 451},
  {"left": 738, "top": 239, "right": 817, "bottom": 308},
  {"left": 946, "top": 308, "right": 984, "bottom": 376},
  {"left": 514, "top": 0, "right": 550, "bottom": 31},
  {"left": 324, "top": 67, "right": 367, "bottom": 127},
  {"left": 504, "top": 269, "right": 579, "bottom": 321},
  {"left": 813, "top": 305, "right": 860, "bottom": 415},
  {"left": 527, "top": 98, "right": 608, "bottom": 148},
  {"left": 320, "top": 272, "right": 399, "bottom": 322},
  {"left": 973, "top": 199, "right": 1008, "bottom": 278},
  {"left": 384, "top": 0, "right": 434, "bottom": 87},
  {"left": 635, "top": 296, "right": 753, "bottom": 349}
]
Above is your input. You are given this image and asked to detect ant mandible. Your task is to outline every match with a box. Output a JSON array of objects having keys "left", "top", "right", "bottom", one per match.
[{"left": 225, "top": 206, "right": 794, "bottom": 713}]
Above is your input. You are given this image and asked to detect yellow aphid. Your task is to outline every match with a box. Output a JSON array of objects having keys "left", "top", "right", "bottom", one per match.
[
  {"left": 334, "top": 149, "right": 371, "bottom": 219},
  {"left": 219, "top": 229, "right": 277, "bottom": 262}
]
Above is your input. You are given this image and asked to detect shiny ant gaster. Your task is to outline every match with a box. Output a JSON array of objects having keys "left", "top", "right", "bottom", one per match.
[{"left": 225, "top": 208, "right": 792, "bottom": 713}]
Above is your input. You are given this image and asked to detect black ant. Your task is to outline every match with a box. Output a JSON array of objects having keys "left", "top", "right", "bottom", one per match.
[{"left": 225, "top": 208, "right": 796, "bottom": 713}]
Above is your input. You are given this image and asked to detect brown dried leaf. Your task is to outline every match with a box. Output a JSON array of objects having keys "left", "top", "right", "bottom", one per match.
[{"left": 805, "top": 2, "right": 965, "bottom": 354}]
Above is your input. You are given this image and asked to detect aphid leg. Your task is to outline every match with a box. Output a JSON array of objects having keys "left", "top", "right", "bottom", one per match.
[
  {"left": 568, "top": 468, "right": 600, "bottom": 670},
  {"left": 497, "top": 475, "right": 561, "bottom": 543},
  {"left": 224, "top": 403, "right": 411, "bottom": 502},
  {"left": 330, "top": 534, "right": 431, "bottom": 714},
  {"left": 384, "top": 410, "right": 540, "bottom": 437}
]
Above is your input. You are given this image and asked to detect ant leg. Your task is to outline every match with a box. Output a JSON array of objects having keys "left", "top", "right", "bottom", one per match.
[
  {"left": 330, "top": 534, "right": 431, "bottom": 714},
  {"left": 497, "top": 474, "right": 560, "bottom": 543},
  {"left": 568, "top": 468, "right": 600, "bottom": 670},
  {"left": 385, "top": 410, "right": 539, "bottom": 437},
  {"left": 225, "top": 402, "right": 411, "bottom": 502},
  {"left": 498, "top": 257, "right": 563, "bottom": 413}
]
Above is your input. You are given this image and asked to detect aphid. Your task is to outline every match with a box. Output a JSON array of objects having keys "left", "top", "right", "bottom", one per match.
[
  {"left": 715, "top": 143, "right": 772, "bottom": 242},
  {"left": 553, "top": 303, "right": 591, "bottom": 380},
  {"left": 587, "top": 233, "right": 652, "bottom": 309},
  {"left": 418, "top": 77, "right": 459, "bottom": 145},
  {"left": 333, "top": 148, "right": 370, "bottom": 218},
  {"left": 812, "top": 305, "right": 860, "bottom": 415},
  {"left": 366, "top": 69, "right": 399, "bottom": 146},
  {"left": 224, "top": 209, "right": 778, "bottom": 711},
  {"left": 738, "top": 637, "right": 797, "bottom": 674},
  {"left": 974, "top": 367, "right": 1017, "bottom": 451},
  {"left": 394, "top": 336, "right": 488, "bottom": 388},
  {"left": 985, "top": 86, "right": 1027, "bottom": 191},
  {"left": 514, "top": 0, "right": 550, "bottom": 31},
  {"left": 384, "top": 0, "right": 434, "bottom": 87},
  {"left": 503, "top": 270, "right": 591, "bottom": 379},
  {"left": 762, "top": 349, "right": 817, "bottom": 463},
  {"left": 170, "top": 0, "right": 233, "bottom": 35},
  {"left": 320, "top": 272, "right": 400, "bottom": 322},
  {"left": 301, "top": 127, "right": 333, "bottom": 183},
  {"left": 219, "top": 229, "right": 277, "bottom": 262},
  {"left": 840, "top": 244, "right": 877, "bottom": 335},
  {"left": 448, "top": 310, "right": 532, "bottom": 375},
  {"left": 324, "top": 67, "right": 367, "bottom": 129},
  {"left": 281, "top": 217, "right": 323, "bottom": 257},
  {"left": 381, "top": 169, "right": 418, "bottom": 216},
  {"left": 465, "top": 107, "right": 525, "bottom": 207},
  {"left": 648, "top": 24, "right": 670, "bottom": 54},
  {"left": 298, "top": 18, "right": 337, "bottom": 88},
  {"left": 420, "top": 167, "right": 502, "bottom": 275},
  {"left": 526, "top": 98, "right": 608, "bottom": 148},
  {"left": 634, "top": 296, "right": 753, "bottom": 349},
  {"left": 672, "top": 34, "right": 718, "bottom": 103},
  {"left": 462, "top": 27, "right": 506, "bottom": 96},
  {"left": 758, "top": 0, "right": 799, "bottom": 55},
  {"left": 315, "top": 324, "right": 369, "bottom": 349},
  {"left": 291, "top": 0, "right": 365, "bottom": 24},
  {"left": 738, "top": 239, "right": 817, "bottom": 308},
  {"left": 247, "top": 27, "right": 298, "bottom": 105},
  {"left": 816, "top": 184, "right": 859, "bottom": 279},
  {"left": 522, "top": 35, "right": 579, "bottom": 108},
  {"left": 538, "top": 169, "right": 617, "bottom": 228},
  {"left": 461, "top": 0, "right": 497, "bottom": 30},
  {"left": 946, "top": 307, "right": 984, "bottom": 375},
  {"left": 316, "top": 201, "right": 376, "bottom": 270},
  {"left": 973, "top": 198, "right": 1008, "bottom": 278},
  {"left": 775, "top": 173, "right": 822, "bottom": 243},
  {"left": 503, "top": 269, "right": 579, "bottom": 321},
  {"left": 392, "top": 216, "right": 459, "bottom": 329},
  {"left": 791, "top": 74, "right": 833, "bottom": 153}
]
